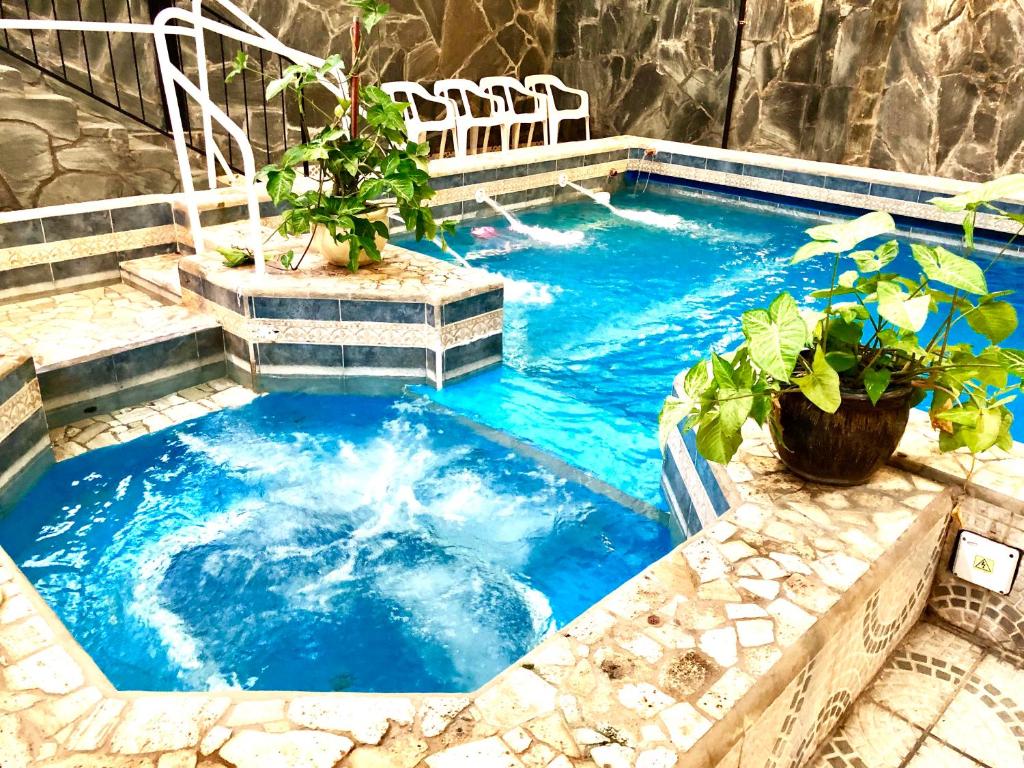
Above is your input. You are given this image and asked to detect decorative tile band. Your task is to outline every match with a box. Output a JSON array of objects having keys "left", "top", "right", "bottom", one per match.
[
  {"left": 660, "top": 373, "right": 733, "bottom": 537},
  {"left": 430, "top": 159, "right": 628, "bottom": 212},
  {"left": 182, "top": 284, "right": 503, "bottom": 389},
  {"left": 0, "top": 224, "right": 179, "bottom": 271},
  {"left": 0, "top": 356, "right": 53, "bottom": 502},
  {"left": 0, "top": 378, "right": 43, "bottom": 445},
  {"left": 627, "top": 154, "right": 1021, "bottom": 244}
]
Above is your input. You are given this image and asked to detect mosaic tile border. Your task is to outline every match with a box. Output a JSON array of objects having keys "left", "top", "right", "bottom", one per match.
[
  {"left": 0, "top": 351, "right": 53, "bottom": 506},
  {"left": 178, "top": 252, "right": 504, "bottom": 390},
  {"left": 808, "top": 622, "right": 1024, "bottom": 768}
]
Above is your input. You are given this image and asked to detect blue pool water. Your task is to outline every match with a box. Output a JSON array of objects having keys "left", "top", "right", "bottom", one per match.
[
  {"left": 5, "top": 184, "right": 1022, "bottom": 694},
  {"left": 404, "top": 186, "right": 1024, "bottom": 506},
  {"left": 0, "top": 395, "right": 671, "bottom": 692}
]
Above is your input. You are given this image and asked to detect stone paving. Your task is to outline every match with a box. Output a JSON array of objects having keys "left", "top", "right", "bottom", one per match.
[
  {"left": 808, "top": 621, "right": 1024, "bottom": 768},
  {"left": 46, "top": 378, "right": 259, "bottom": 460},
  {"left": 0, "top": 284, "right": 217, "bottom": 369}
]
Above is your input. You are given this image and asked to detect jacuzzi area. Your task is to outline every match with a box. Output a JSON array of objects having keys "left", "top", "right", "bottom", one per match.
[{"left": 2, "top": 137, "right": 1024, "bottom": 767}]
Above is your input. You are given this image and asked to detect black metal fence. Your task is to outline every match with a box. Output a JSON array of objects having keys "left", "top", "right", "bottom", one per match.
[{"left": 0, "top": 0, "right": 310, "bottom": 173}]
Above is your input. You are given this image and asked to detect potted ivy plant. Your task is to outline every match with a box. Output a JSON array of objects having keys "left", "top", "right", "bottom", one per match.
[
  {"left": 660, "top": 175, "right": 1024, "bottom": 485},
  {"left": 221, "top": 1, "right": 453, "bottom": 272}
]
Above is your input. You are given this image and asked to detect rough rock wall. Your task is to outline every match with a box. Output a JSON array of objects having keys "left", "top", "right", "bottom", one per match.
[
  {"left": 0, "top": 54, "right": 181, "bottom": 211},
  {"left": 551, "top": 0, "right": 740, "bottom": 144},
  {"left": 869, "top": 0, "right": 1024, "bottom": 181},
  {"left": 236, "top": 0, "right": 555, "bottom": 83},
  {"left": 554, "top": 0, "right": 1024, "bottom": 179},
  {"left": 728, "top": 0, "right": 902, "bottom": 164}
]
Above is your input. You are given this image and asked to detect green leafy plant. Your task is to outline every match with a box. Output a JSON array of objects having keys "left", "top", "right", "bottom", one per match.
[
  {"left": 224, "top": 1, "right": 454, "bottom": 272},
  {"left": 659, "top": 175, "right": 1024, "bottom": 466}
]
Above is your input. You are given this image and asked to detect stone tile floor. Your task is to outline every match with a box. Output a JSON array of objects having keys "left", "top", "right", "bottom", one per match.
[
  {"left": 0, "top": 284, "right": 218, "bottom": 369},
  {"left": 119, "top": 252, "right": 183, "bottom": 300},
  {"left": 47, "top": 377, "right": 259, "bottom": 459},
  {"left": 808, "top": 621, "right": 1024, "bottom": 768}
]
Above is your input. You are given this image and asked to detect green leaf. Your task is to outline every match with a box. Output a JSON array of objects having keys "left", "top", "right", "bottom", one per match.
[
  {"left": 264, "top": 166, "right": 296, "bottom": 205},
  {"left": 966, "top": 301, "right": 1018, "bottom": 343},
  {"left": 265, "top": 74, "right": 293, "bottom": 101},
  {"left": 910, "top": 243, "right": 987, "bottom": 294},
  {"left": 852, "top": 240, "right": 899, "bottom": 272},
  {"left": 929, "top": 174, "right": 1024, "bottom": 212},
  {"left": 750, "top": 394, "right": 772, "bottom": 426},
  {"left": 876, "top": 281, "right": 930, "bottom": 332},
  {"left": 682, "top": 359, "right": 710, "bottom": 399},
  {"left": 794, "top": 346, "right": 842, "bottom": 413},
  {"left": 935, "top": 406, "right": 980, "bottom": 426},
  {"left": 863, "top": 367, "right": 892, "bottom": 405},
  {"left": 711, "top": 352, "right": 737, "bottom": 387},
  {"left": 695, "top": 414, "right": 744, "bottom": 465},
  {"left": 827, "top": 317, "right": 864, "bottom": 345},
  {"left": 963, "top": 212, "right": 975, "bottom": 250},
  {"left": 658, "top": 396, "right": 692, "bottom": 450},
  {"left": 740, "top": 292, "right": 807, "bottom": 382},
  {"left": 792, "top": 211, "right": 896, "bottom": 264},
  {"left": 825, "top": 351, "right": 858, "bottom": 373},
  {"left": 718, "top": 386, "right": 753, "bottom": 433},
  {"left": 216, "top": 246, "right": 253, "bottom": 268},
  {"left": 225, "top": 50, "right": 248, "bottom": 84},
  {"left": 961, "top": 409, "right": 1004, "bottom": 453},
  {"left": 792, "top": 239, "right": 840, "bottom": 264}
]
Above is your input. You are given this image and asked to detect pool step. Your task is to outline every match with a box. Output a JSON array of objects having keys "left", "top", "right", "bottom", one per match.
[
  {"left": 0, "top": 284, "right": 226, "bottom": 427},
  {"left": 120, "top": 252, "right": 184, "bottom": 302}
]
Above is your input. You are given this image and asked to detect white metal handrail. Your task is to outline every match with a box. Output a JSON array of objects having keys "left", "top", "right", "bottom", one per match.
[{"left": 0, "top": 0, "right": 347, "bottom": 275}]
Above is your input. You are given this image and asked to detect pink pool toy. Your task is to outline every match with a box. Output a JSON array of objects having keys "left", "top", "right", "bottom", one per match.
[{"left": 471, "top": 225, "right": 499, "bottom": 239}]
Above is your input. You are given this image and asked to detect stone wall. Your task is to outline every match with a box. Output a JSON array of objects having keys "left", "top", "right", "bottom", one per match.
[
  {"left": 869, "top": 0, "right": 1024, "bottom": 181},
  {"left": 235, "top": 0, "right": 555, "bottom": 84},
  {"left": 0, "top": 54, "right": 181, "bottom": 211},
  {"left": 554, "top": 0, "right": 1024, "bottom": 179},
  {"left": 551, "top": 0, "right": 740, "bottom": 144}
]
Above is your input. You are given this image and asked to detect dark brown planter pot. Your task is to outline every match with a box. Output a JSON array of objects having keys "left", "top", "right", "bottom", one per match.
[{"left": 771, "top": 387, "right": 915, "bottom": 486}]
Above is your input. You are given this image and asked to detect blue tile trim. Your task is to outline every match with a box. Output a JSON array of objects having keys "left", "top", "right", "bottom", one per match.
[
  {"left": 0, "top": 219, "right": 44, "bottom": 249},
  {"left": 743, "top": 165, "right": 784, "bottom": 181},
  {"left": 824, "top": 176, "right": 871, "bottom": 195},
  {"left": 633, "top": 173, "right": 1024, "bottom": 254},
  {"left": 706, "top": 158, "right": 744, "bottom": 175},
  {"left": 252, "top": 296, "right": 341, "bottom": 322},
  {"left": 682, "top": 430, "right": 730, "bottom": 516},
  {"left": 869, "top": 182, "right": 918, "bottom": 202},
  {"left": 781, "top": 170, "right": 826, "bottom": 187},
  {"left": 441, "top": 289, "right": 503, "bottom": 325},
  {"left": 0, "top": 357, "right": 35, "bottom": 406},
  {"left": 339, "top": 299, "right": 427, "bottom": 324},
  {"left": 669, "top": 153, "right": 707, "bottom": 170}
]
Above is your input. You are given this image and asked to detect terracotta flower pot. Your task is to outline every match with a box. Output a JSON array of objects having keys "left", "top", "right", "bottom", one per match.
[
  {"left": 313, "top": 207, "right": 390, "bottom": 268},
  {"left": 771, "top": 386, "right": 915, "bottom": 486}
]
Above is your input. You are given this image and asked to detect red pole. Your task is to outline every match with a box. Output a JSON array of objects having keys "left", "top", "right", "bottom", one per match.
[{"left": 350, "top": 16, "right": 361, "bottom": 138}]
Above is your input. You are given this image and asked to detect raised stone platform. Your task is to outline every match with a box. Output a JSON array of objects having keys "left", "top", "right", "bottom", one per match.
[
  {"left": 178, "top": 246, "right": 504, "bottom": 390},
  {"left": 0, "top": 284, "right": 224, "bottom": 426}
]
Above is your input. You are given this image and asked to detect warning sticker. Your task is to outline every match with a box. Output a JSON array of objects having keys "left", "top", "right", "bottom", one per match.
[{"left": 973, "top": 556, "right": 995, "bottom": 574}]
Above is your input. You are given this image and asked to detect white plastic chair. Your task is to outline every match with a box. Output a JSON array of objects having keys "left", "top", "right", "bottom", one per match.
[
  {"left": 381, "top": 81, "right": 462, "bottom": 158},
  {"left": 480, "top": 76, "right": 548, "bottom": 150},
  {"left": 434, "top": 79, "right": 509, "bottom": 155},
  {"left": 524, "top": 75, "right": 590, "bottom": 144}
]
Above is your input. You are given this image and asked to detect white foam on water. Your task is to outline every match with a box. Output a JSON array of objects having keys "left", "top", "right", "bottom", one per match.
[
  {"left": 500, "top": 275, "right": 560, "bottom": 306},
  {"left": 129, "top": 505, "right": 257, "bottom": 690},
  {"left": 509, "top": 221, "right": 586, "bottom": 247},
  {"left": 126, "top": 411, "right": 570, "bottom": 689}
]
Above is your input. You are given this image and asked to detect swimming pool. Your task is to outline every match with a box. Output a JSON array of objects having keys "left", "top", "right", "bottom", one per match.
[
  {"left": 403, "top": 185, "right": 1024, "bottom": 506},
  {"left": 0, "top": 395, "right": 671, "bottom": 692},
  {"left": 3, "top": 183, "right": 1020, "bottom": 694}
]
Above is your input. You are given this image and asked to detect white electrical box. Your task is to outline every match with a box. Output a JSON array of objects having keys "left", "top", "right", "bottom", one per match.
[{"left": 951, "top": 530, "right": 1021, "bottom": 596}]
